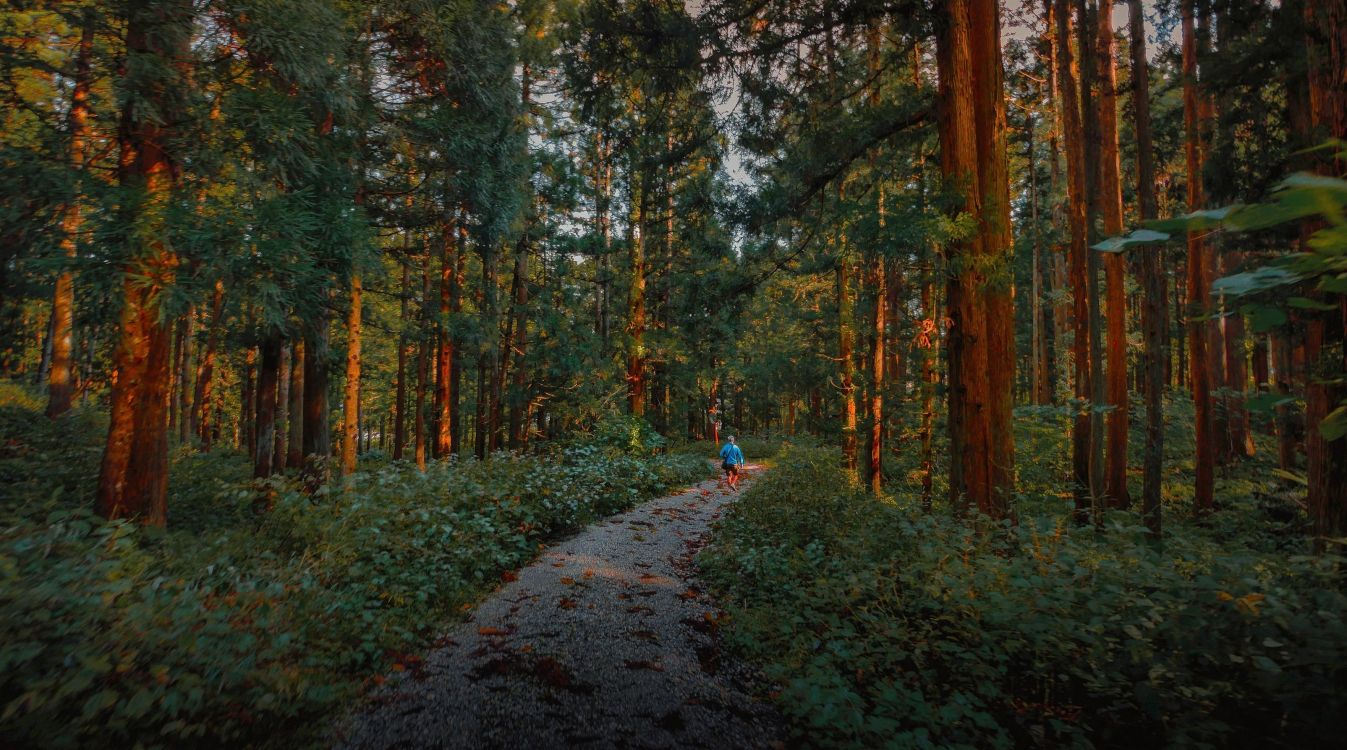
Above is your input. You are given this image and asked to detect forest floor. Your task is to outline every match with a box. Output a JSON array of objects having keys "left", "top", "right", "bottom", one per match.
[{"left": 334, "top": 463, "right": 782, "bottom": 750}]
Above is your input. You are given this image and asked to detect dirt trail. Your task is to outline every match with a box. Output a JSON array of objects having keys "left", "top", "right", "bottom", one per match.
[{"left": 335, "top": 464, "right": 781, "bottom": 750}]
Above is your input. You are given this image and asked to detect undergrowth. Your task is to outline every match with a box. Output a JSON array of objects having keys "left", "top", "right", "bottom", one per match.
[
  {"left": 0, "top": 389, "right": 709, "bottom": 748},
  {"left": 701, "top": 441, "right": 1347, "bottom": 749}
]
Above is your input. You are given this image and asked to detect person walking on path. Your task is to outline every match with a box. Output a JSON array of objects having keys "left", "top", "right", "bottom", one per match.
[{"left": 720, "top": 435, "right": 745, "bottom": 491}]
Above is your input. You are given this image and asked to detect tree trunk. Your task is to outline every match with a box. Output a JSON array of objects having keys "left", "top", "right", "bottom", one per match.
[
  {"left": 451, "top": 223, "right": 466, "bottom": 453},
  {"left": 394, "top": 261, "right": 409, "bottom": 460},
  {"left": 435, "top": 217, "right": 456, "bottom": 457},
  {"left": 274, "top": 343, "right": 290, "bottom": 472},
  {"left": 193, "top": 280, "right": 225, "bottom": 449},
  {"left": 254, "top": 335, "right": 281, "bottom": 478},
  {"left": 303, "top": 318, "right": 331, "bottom": 487},
  {"left": 95, "top": 0, "right": 193, "bottom": 526},
  {"left": 241, "top": 347, "right": 256, "bottom": 455},
  {"left": 626, "top": 166, "right": 648, "bottom": 417},
  {"left": 865, "top": 23, "right": 885, "bottom": 493},
  {"left": 341, "top": 275, "right": 361, "bottom": 476},
  {"left": 1055, "top": 0, "right": 1094, "bottom": 523},
  {"left": 1129, "top": 0, "right": 1165, "bottom": 538},
  {"left": 1304, "top": 0, "right": 1347, "bottom": 545},
  {"left": 1098, "top": 0, "right": 1131, "bottom": 509},
  {"left": 287, "top": 339, "right": 304, "bottom": 469},
  {"left": 47, "top": 11, "right": 94, "bottom": 419},
  {"left": 1183, "top": 0, "right": 1216, "bottom": 515}
]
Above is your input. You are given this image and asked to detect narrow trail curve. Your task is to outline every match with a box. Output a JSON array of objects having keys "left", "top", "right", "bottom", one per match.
[{"left": 335, "top": 464, "right": 782, "bottom": 750}]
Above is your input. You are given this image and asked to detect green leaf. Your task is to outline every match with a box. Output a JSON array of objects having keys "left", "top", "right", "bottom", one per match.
[
  {"left": 1319, "top": 405, "right": 1347, "bottom": 442},
  {"left": 1245, "top": 392, "right": 1297, "bottom": 413},
  {"left": 1288, "top": 297, "right": 1339, "bottom": 311},
  {"left": 1212, "top": 267, "right": 1303, "bottom": 297},
  {"left": 1144, "top": 206, "right": 1238, "bottom": 233},
  {"left": 1092, "top": 229, "right": 1170, "bottom": 253}
]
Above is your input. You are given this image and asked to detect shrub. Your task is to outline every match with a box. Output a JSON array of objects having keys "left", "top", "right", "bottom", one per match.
[
  {"left": 0, "top": 433, "right": 708, "bottom": 748},
  {"left": 701, "top": 446, "right": 1347, "bottom": 749}
]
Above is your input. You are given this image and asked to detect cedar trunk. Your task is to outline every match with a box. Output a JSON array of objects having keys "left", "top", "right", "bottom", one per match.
[
  {"left": 1184, "top": 0, "right": 1216, "bottom": 514},
  {"left": 95, "top": 0, "right": 193, "bottom": 525},
  {"left": 47, "top": 12, "right": 94, "bottom": 419},
  {"left": 341, "top": 275, "right": 361, "bottom": 476}
]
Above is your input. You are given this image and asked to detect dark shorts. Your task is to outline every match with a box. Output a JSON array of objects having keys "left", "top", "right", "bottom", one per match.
[{"left": 722, "top": 462, "right": 739, "bottom": 475}]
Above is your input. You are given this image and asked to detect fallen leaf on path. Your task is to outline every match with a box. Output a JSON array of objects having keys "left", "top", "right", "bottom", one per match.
[
  {"left": 558, "top": 597, "right": 577, "bottom": 610},
  {"left": 478, "top": 626, "right": 509, "bottom": 636},
  {"left": 582, "top": 568, "right": 595, "bottom": 580},
  {"left": 625, "top": 659, "right": 664, "bottom": 672},
  {"left": 559, "top": 576, "right": 576, "bottom": 585},
  {"left": 501, "top": 571, "right": 518, "bottom": 582}
]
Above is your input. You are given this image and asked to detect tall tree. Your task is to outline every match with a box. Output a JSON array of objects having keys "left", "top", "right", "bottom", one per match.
[
  {"left": 1128, "top": 0, "right": 1165, "bottom": 537},
  {"left": 95, "top": 0, "right": 195, "bottom": 524},
  {"left": 46, "top": 8, "right": 94, "bottom": 419}
]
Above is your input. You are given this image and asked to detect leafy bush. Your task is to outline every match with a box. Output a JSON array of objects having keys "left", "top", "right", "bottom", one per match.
[
  {"left": 588, "top": 414, "right": 668, "bottom": 456},
  {"left": 701, "top": 446, "right": 1347, "bottom": 749},
  {"left": 0, "top": 424, "right": 708, "bottom": 748}
]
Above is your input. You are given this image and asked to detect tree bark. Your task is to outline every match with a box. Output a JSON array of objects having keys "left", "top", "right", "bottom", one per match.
[
  {"left": 254, "top": 335, "right": 281, "bottom": 478},
  {"left": 287, "top": 338, "right": 304, "bottom": 469},
  {"left": 1304, "top": 0, "right": 1347, "bottom": 545},
  {"left": 274, "top": 342, "right": 289, "bottom": 472},
  {"left": 1098, "top": 0, "right": 1131, "bottom": 509},
  {"left": 302, "top": 318, "right": 331, "bottom": 487},
  {"left": 627, "top": 167, "right": 648, "bottom": 417},
  {"left": 1054, "top": 0, "right": 1095, "bottom": 523},
  {"left": 1183, "top": 0, "right": 1216, "bottom": 515},
  {"left": 341, "top": 275, "right": 361, "bottom": 476},
  {"left": 1129, "top": 0, "right": 1166, "bottom": 538},
  {"left": 95, "top": 0, "right": 193, "bottom": 526},
  {"left": 47, "top": 10, "right": 94, "bottom": 419},
  {"left": 193, "top": 280, "right": 225, "bottom": 449},
  {"left": 435, "top": 217, "right": 456, "bottom": 457},
  {"left": 394, "top": 260, "right": 409, "bottom": 461}
]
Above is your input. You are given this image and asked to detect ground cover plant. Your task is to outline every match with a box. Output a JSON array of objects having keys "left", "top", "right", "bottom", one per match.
[
  {"left": 701, "top": 416, "right": 1347, "bottom": 749},
  {"left": 0, "top": 392, "right": 708, "bottom": 748}
]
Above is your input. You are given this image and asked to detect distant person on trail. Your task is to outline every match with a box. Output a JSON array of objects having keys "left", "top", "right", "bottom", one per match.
[{"left": 720, "top": 436, "right": 745, "bottom": 491}]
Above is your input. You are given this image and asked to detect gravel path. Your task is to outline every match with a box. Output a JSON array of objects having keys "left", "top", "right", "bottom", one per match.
[{"left": 335, "top": 464, "right": 781, "bottom": 750}]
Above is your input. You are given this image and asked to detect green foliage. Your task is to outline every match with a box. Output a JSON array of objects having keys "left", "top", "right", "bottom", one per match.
[
  {"left": 588, "top": 414, "right": 667, "bottom": 457},
  {"left": 702, "top": 446, "right": 1347, "bottom": 749},
  {"left": 0, "top": 402, "right": 708, "bottom": 748}
]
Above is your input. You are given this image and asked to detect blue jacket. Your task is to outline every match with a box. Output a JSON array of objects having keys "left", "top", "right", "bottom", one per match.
[{"left": 720, "top": 443, "right": 744, "bottom": 465}]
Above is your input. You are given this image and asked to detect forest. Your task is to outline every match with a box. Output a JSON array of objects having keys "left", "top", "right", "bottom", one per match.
[{"left": 1, "top": 0, "right": 1345, "bottom": 747}]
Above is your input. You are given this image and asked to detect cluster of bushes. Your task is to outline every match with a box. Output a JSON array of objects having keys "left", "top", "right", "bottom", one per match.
[
  {"left": 0, "top": 396, "right": 708, "bottom": 748},
  {"left": 700, "top": 446, "right": 1347, "bottom": 749}
]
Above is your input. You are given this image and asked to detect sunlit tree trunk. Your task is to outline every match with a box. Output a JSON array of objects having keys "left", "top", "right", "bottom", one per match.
[
  {"left": 47, "top": 10, "right": 94, "bottom": 419},
  {"left": 1183, "top": 0, "right": 1215, "bottom": 515},
  {"left": 340, "top": 275, "right": 361, "bottom": 477},
  {"left": 837, "top": 236, "right": 857, "bottom": 472},
  {"left": 241, "top": 346, "right": 256, "bottom": 455},
  {"left": 865, "top": 22, "right": 885, "bottom": 493},
  {"left": 1098, "top": 0, "right": 1131, "bottom": 509},
  {"left": 95, "top": 0, "right": 194, "bottom": 525},
  {"left": 435, "top": 217, "right": 456, "bottom": 458},
  {"left": 451, "top": 222, "right": 466, "bottom": 453},
  {"left": 1129, "top": 0, "right": 1165, "bottom": 538}
]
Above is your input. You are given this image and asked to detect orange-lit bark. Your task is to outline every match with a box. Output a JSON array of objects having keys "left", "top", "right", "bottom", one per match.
[
  {"left": 340, "top": 275, "right": 361, "bottom": 476},
  {"left": 938, "top": 0, "right": 1014, "bottom": 517},
  {"left": 274, "top": 343, "right": 289, "bottom": 472},
  {"left": 434, "top": 218, "right": 456, "bottom": 457},
  {"left": 865, "top": 23, "right": 885, "bottom": 493},
  {"left": 1098, "top": 0, "right": 1130, "bottom": 509},
  {"left": 95, "top": 0, "right": 193, "bottom": 525},
  {"left": 47, "top": 11, "right": 93, "bottom": 419}
]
